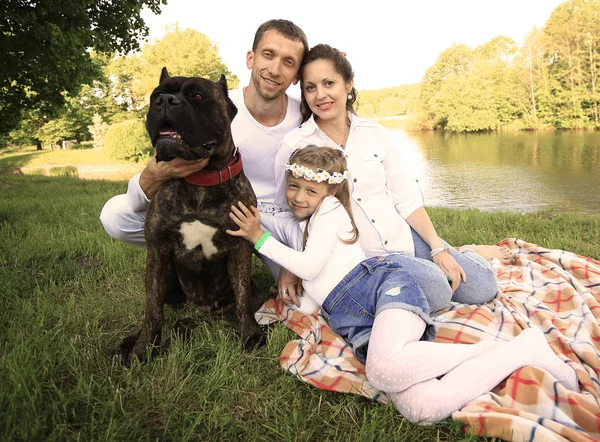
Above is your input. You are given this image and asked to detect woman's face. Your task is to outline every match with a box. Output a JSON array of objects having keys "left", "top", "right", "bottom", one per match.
[{"left": 302, "top": 59, "right": 353, "bottom": 123}]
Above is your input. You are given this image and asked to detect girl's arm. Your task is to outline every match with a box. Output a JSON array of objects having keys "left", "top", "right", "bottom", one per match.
[{"left": 226, "top": 199, "right": 340, "bottom": 281}]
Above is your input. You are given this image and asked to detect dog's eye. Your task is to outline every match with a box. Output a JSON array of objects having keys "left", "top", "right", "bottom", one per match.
[
  {"left": 153, "top": 92, "right": 162, "bottom": 99},
  {"left": 193, "top": 93, "right": 204, "bottom": 101}
]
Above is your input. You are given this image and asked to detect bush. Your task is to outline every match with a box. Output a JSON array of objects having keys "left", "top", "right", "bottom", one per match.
[
  {"left": 48, "top": 166, "right": 78, "bottom": 177},
  {"left": 104, "top": 119, "right": 152, "bottom": 162}
]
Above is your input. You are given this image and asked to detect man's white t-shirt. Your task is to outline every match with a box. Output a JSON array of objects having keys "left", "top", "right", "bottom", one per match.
[{"left": 228, "top": 88, "right": 302, "bottom": 207}]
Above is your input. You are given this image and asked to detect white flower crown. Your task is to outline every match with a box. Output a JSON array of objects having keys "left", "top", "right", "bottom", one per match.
[{"left": 285, "top": 162, "right": 349, "bottom": 184}]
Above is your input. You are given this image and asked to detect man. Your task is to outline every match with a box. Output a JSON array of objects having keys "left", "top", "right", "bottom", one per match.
[{"left": 99, "top": 19, "right": 308, "bottom": 289}]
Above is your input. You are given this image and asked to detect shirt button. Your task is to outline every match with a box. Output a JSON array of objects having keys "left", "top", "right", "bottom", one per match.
[
  {"left": 384, "top": 240, "right": 388, "bottom": 245},
  {"left": 371, "top": 219, "right": 375, "bottom": 223},
  {"left": 353, "top": 178, "right": 357, "bottom": 183},
  {"left": 357, "top": 198, "right": 362, "bottom": 202},
  {"left": 374, "top": 154, "right": 378, "bottom": 157}
]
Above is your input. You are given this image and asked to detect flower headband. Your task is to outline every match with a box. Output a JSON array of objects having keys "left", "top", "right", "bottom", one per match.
[{"left": 285, "top": 162, "right": 349, "bottom": 185}]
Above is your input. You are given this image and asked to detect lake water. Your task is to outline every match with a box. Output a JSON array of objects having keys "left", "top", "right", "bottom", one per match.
[{"left": 392, "top": 130, "right": 600, "bottom": 215}]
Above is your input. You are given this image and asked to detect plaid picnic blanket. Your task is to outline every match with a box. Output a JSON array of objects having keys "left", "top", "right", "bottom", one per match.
[{"left": 255, "top": 239, "right": 600, "bottom": 441}]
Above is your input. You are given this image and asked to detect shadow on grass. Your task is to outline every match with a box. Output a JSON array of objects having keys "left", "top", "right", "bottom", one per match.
[{"left": 0, "top": 151, "right": 44, "bottom": 172}]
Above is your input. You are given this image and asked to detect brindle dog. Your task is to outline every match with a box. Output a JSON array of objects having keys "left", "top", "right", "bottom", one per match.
[{"left": 115, "top": 68, "right": 263, "bottom": 366}]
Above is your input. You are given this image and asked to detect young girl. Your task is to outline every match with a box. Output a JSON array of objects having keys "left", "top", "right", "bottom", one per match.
[{"left": 227, "top": 146, "right": 577, "bottom": 424}]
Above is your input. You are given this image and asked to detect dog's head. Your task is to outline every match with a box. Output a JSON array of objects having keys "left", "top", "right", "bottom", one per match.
[{"left": 146, "top": 67, "right": 238, "bottom": 165}]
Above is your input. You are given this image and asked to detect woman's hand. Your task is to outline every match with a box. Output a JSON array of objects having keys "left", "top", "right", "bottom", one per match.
[
  {"left": 433, "top": 251, "right": 466, "bottom": 292},
  {"left": 278, "top": 267, "right": 303, "bottom": 307},
  {"left": 226, "top": 202, "right": 264, "bottom": 244}
]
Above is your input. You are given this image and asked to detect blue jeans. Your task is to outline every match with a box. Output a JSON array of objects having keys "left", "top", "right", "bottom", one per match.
[
  {"left": 387, "top": 229, "right": 498, "bottom": 313},
  {"left": 321, "top": 256, "right": 436, "bottom": 364}
]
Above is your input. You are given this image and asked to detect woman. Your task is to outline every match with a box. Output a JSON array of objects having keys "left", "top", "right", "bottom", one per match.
[
  {"left": 230, "top": 146, "right": 577, "bottom": 424},
  {"left": 273, "top": 44, "right": 511, "bottom": 312}
]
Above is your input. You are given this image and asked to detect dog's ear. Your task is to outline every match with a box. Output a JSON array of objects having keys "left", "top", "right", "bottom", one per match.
[
  {"left": 160, "top": 67, "right": 170, "bottom": 84},
  {"left": 218, "top": 74, "right": 238, "bottom": 120}
]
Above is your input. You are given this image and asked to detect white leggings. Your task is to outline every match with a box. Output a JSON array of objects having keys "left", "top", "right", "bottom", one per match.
[{"left": 365, "top": 309, "right": 578, "bottom": 424}]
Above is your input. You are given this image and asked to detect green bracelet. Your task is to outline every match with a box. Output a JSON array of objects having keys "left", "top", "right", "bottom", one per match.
[{"left": 254, "top": 232, "right": 272, "bottom": 252}]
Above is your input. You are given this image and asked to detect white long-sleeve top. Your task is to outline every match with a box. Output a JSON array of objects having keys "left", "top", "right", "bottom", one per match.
[
  {"left": 259, "top": 196, "right": 366, "bottom": 314},
  {"left": 274, "top": 113, "right": 424, "bottom": 257}
]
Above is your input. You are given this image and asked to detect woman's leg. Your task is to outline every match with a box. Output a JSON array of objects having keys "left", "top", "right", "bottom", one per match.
[
  {"left": 458, "top": 244, "right": 513, "bottom": 264},
  {"left": 367, "top": 310, "right": 578, "bottom": 424},
  {"left": 386, "top": 253, "right": 453, "bottom": 313},
  {"left": 411, "top": 230, "right": 499, "bottom": 305}
]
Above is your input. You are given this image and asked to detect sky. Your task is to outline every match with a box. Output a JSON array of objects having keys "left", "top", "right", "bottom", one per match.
[{"left": 141, "top": 0, "right": 565, "bottom": 91}]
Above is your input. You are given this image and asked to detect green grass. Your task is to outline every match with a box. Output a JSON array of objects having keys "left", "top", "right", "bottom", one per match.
[{"left": 1, "top": 175, "right": 598, "bottom": 441}]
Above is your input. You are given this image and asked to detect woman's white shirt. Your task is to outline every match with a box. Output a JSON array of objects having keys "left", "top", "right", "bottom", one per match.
[
  {"left": 259, "top": 196, "right": 366, "bottom": 314},
  {"left": 274, "top": 113, "right": 423, "bottom": 257}
]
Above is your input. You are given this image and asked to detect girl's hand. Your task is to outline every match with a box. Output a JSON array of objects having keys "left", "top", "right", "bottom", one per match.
[
  {"left": 226, "top": 202, "right": 264, "bottom": 244},
  {"left": 432, "top": 251, "right": 466, "bottom": 292},
  {"left": 278, "top": 267, "right": 303, "bottom": 307}
]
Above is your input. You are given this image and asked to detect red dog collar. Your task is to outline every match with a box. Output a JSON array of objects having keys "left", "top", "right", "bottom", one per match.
[{"left": 184, "top": 151, "right": 244, "bottom": 186}]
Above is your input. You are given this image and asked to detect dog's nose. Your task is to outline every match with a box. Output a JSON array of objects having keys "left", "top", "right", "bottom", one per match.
[{"left": 157, "top": 93, "right": 181, "bottom": 106}]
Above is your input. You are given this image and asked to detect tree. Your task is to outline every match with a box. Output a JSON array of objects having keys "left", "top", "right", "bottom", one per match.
[
  {"left": 37, "top": 117, "right": 76, "bottom": 149},
  {"left": 544, "top": 0, "right": 591, "bottom": 128},
  {"left": 0, "top": 0, "right": 165, "bottom": 138},
  {"left": 419, "top": 44, "right": 473, "bottom": 128},
  {"left": 88, "top": 114, "right": 109, "bottom": 150},
  {"left": 109, "top": 25, "right": 239, "bottom": 112}
]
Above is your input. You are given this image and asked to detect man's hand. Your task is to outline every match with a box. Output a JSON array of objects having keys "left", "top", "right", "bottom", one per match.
[
  {"left": 226, "top": 202, "right": 264, "bottom": 244},
  {"left": 278, "top": 267, "right": 303, "bottom": 307},
  {"left": 140, "top": 156, "right": 210, "bottom": 198}
]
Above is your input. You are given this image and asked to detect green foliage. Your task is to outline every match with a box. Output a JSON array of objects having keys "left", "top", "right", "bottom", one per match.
[
  {"left": 37, "top": 116, "right": 76, "bottom": 147},
  {"left": 108, "top": 24, "right": 239, "bottom": 113},
  {"left": 356, "top": 84, "right": 419, "bottom": 117},
  {"left": 88, "top": 114, "right": 109, "bottom": 150},
  {"left": 104, "top": 119, "right": 152, "bottom": 162},
  {"left": 1, "top": 0, "right": 165, "bottom": 138},
  {"left": 414, "top": 0, "right": 600, "bottom": 132}
]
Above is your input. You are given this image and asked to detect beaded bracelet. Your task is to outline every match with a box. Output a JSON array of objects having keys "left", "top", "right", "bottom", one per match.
[
  {"left": 430, "top": 246, "right": 449, "bottom": 258},
  {"left": 254, "top": 232, "right": 272, "bottom": 252}
]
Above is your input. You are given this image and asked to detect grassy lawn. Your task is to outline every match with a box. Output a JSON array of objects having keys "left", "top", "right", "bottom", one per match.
[
  {"left": 1, "top": 173, "right": 598, "bottom": 441},
  {"left": 0, "top": 145, "right": 150, "bottom": 179}
]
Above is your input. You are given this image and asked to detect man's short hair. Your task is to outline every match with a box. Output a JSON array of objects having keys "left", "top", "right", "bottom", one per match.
[{"left": 252, "top": 19, "right": 309, "bottom": 58}]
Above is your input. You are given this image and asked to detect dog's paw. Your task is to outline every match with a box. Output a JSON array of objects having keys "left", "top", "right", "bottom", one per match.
[
  {"left": 243, "top": 330, "right": 267, "bottom": 350},
  {"left": 112, "top": 331, "right": 157, "bottom": 367},
  {"left": 241, "top": 322, "right": 266, "bottom": 350},
  {"left": 112, "top": 334, "right": 139, "bottom": 368}
]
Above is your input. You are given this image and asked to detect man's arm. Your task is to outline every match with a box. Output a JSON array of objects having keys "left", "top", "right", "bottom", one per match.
[{"left": 140, "top": 157, "right": 210, "bottom": 198}]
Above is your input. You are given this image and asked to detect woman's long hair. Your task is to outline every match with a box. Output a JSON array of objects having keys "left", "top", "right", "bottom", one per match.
[
  {"left": 287, "top": 145, "right": 359, "bottom": 248},
  {"left": 299, "top": 44, "right": 358, "bottom": 123}
]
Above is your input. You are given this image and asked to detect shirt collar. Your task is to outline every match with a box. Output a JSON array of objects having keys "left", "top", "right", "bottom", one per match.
[{"left": 299, "top": 111, "right": 375, "bottom": 137}]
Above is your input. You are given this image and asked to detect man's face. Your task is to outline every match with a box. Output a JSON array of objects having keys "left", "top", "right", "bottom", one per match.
[{"left": 246, "top": 29, "right": 305, "bottom": 101}]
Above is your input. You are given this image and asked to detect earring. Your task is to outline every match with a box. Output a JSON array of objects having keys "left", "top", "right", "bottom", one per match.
[{"left": 347, "top": 94, "right": 353, "bottom": 100}]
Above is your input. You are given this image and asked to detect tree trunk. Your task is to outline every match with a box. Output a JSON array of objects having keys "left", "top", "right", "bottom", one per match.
[
  {"left": 36, "top": 141, "right": 42, "bottom": 151},
  {"left": 567, "top": 41, "right": 578, "bottom": 118},
  {"left": 590, "top": 39, "right": 599, "bottom": 127},
  {"left": 529, "top": 57, "right": 538, "bottom": 127}
]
